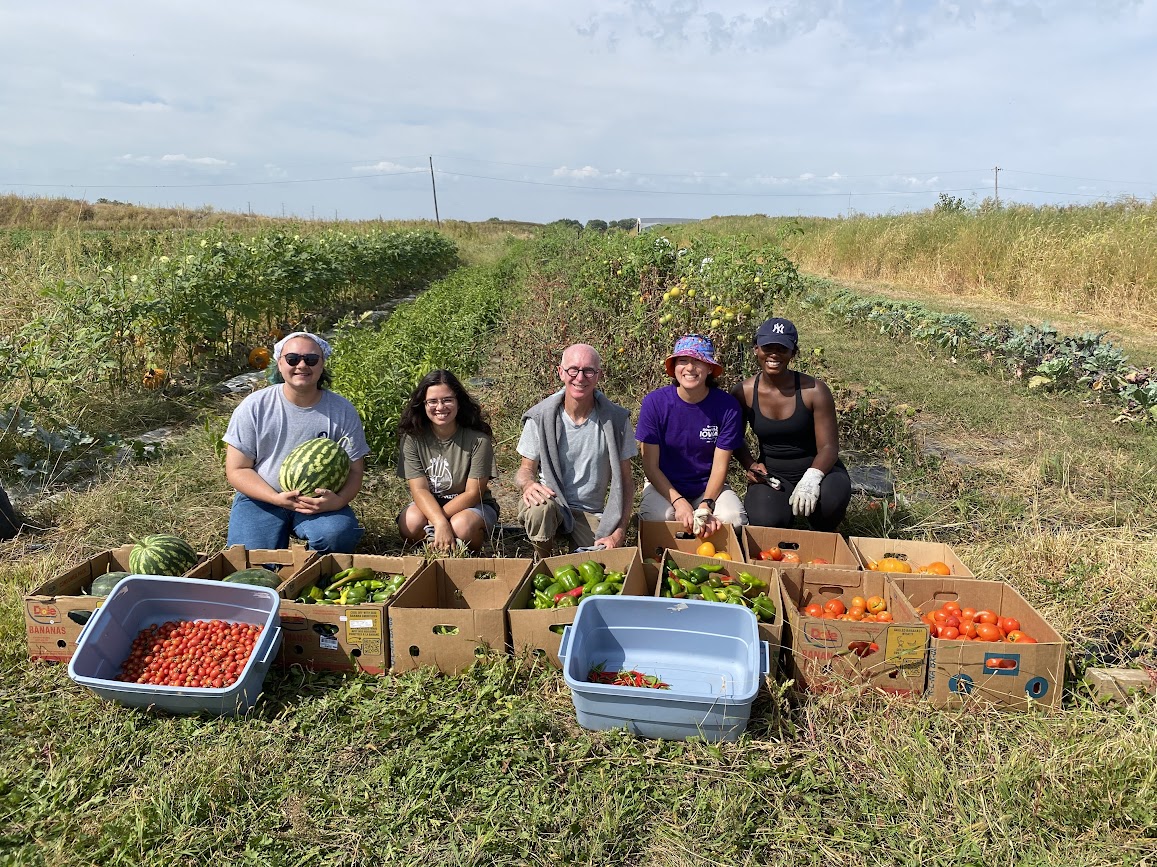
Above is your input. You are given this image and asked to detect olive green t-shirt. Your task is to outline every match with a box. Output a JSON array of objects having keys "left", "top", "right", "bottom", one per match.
[{"left": 397, "top": 427, "right": 498, "bottom": 509}]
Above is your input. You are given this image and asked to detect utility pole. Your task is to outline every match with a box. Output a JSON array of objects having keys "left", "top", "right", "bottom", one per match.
[
  {"left": 993, "top": 166, "right": 1001, "bottom": 206},
  {"left": 429, "top": 156, "right": 441, "bottom": 226}
]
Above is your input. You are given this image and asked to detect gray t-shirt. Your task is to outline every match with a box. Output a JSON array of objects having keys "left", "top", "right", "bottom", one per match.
[
  {"left": 517, "top": 404, "right": 637, "bottom": 513},
  {"left": 397, "top": 426, "right": 499, "bottom": 509},
  {"left": 223, "top": 385, "right": 370, "bottom": 491}
]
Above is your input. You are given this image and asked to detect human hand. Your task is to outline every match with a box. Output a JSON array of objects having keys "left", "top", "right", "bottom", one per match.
[
  {"left": 672, "top": 498, "right": 696, "bottom": 533},
  {"left": 745, "top": 461, "right": 769, "bottom": 484},
  {"left": 692, "top": 505, "right": 720, "bottom": 537},
  {"left": 593, "top": 531, "right": 621, "bottom": 550},
  {"left": 788, "top": 468, "right": 824, "bottom": 517},
  {"left": 521, "top": 481, "right": 556, "bottom": 508},
  {"left": 293, "top": 488, "right": 340, "bottom": 514},
  {"left": 429, "top": 521, "right": 456, "bottom": 551}
]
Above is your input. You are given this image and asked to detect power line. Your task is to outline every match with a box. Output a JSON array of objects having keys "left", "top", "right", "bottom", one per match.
[{"left": 1003, "top": 168, "right": 1157, "bottom": 187}]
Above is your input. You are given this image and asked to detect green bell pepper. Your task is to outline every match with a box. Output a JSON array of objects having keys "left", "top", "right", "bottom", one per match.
[
  {"left": 554, "top": 568, "right": 583, "bottom": 592},
  {"left": 751, "top": 593, "right": 777, "bottom": 622},
  {"left": 533, "top": 572, "right": 555, "bottom": 593},
  {"left": 576, "top": 560, "right": 605, "bottom": 585}
]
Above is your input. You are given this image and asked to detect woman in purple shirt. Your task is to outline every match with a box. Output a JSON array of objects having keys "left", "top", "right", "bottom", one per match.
[{"left": 635, "top": 334, "right": 748, "bottom": 536}]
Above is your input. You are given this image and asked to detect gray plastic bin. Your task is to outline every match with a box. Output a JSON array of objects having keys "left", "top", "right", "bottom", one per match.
[
  {"left": 559, "top": 595, "right": 768, "bottom": 742},
  {"left": 68, "top": 575, "right": 282, "bottom": 716}
]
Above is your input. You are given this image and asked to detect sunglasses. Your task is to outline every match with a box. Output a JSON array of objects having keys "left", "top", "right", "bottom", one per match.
[{"left": 282, "top": 353, "right": 321, "bottom": 367}]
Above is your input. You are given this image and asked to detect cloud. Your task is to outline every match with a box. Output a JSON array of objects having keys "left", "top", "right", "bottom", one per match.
[
  {"left": 553, "top": 165, "right": 630, "bottom": 180},
  {"left": 579, "top": 0, "right": 1147, "bottom": 53},
  {"left": 117, "top": 154, "right": 231, "bottom": 168},
  {"left": 352, "top": 161, "right": 421, "bottom": 174}
]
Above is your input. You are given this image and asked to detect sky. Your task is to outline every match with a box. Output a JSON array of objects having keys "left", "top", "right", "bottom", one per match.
[{"left": 2, "top": 1, "right": 1156, "bottom": 224}]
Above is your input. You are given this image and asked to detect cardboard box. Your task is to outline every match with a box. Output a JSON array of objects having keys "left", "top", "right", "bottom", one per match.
[
  {"left": 781, "top": 567, "right": 928, "bottom": 695},
  {"left": 891, "top": 576, "right": 1066, "bottom": 711},
  {"left": 637, "top": 520, "right": 743, "bottom": 588},
  {"left": 277, "top": 553, "right": 426, "bottom": 675},
  {"left": 389, "top": 557, "right": 532, "bottom": 674},
  {"left": 1082, "top": 667, "right": 1157, "bottom": 704},
  {"left": 655, "top": 549, "right": 785, "bottom": 680},
  {"left": 743, "top": 526, "right": 859, "bottom": 569},
  {"left": 848, "top": 536, "right": 974, "bottom": 576},
  {"left": 508, "top": 548, "right": 649, "bottom": 667},
  {"left": 185, "top": 544, "right": 317, "bottom": 589},
  {"left": 23, "top": 544, "right": 208, "bottom": 664}
]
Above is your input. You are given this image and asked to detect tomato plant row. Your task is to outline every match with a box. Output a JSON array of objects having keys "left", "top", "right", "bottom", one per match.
[{"left": 810, "top": 284, "right": 1157, "bottom": 423}]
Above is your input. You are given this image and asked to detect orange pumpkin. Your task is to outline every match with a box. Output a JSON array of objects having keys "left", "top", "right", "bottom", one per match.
[
  {"left": 142, "top": 367, "right": 167, "bottom": 390},
  {"left": 875, "top": 557, "right": 912, "bottom": 574},
  {"left": 248, "top": 346, "right": 272, "bottom": 370}
]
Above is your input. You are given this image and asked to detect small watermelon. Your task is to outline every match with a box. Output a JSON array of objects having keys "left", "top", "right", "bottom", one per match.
[
  {"left": 223, "top": 567, "right": 281, "bottom": 589},
  {"left": 279, "top": 436, "right": 351, "bottom": 495},
  {"left": 128, "top": 534, "right": 199, "bottom": 576},
  {"left": 89, "top": 571, "right": 130, "bottom": 596}
]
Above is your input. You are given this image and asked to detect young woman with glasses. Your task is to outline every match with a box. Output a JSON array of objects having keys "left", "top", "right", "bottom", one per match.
[
  {"left": 396, "top": 369, "right": 498, "bottom": 552},
  {"left": 223, "top": 331, "right": 369, "bottom": 553}
]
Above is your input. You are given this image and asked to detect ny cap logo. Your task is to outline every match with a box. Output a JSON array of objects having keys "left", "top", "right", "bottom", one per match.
[{"left": 773, "top": 323, "right": 785, "bottom": 333}]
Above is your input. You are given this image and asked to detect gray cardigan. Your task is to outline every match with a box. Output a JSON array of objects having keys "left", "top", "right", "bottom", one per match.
[{"left": 522, "top": 390, "right": 631, "bottom": 540}]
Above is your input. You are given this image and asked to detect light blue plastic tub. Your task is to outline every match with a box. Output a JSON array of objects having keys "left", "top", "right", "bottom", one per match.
[
  {"left": 68, "top": 575, "right": 282, "bottom": 716},
  {"left": 559, "top": 595, "right": 768, "bottom": 742}
]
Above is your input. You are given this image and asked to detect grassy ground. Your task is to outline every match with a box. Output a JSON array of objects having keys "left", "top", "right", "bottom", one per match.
[{"left": 3, "top": 219, "right": 1157, "bottom": 865}]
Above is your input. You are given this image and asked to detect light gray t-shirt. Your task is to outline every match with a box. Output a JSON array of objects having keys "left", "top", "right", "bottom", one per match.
[
  {"left": 223, "top": 385, "right": 370, "bottom": 491},
  {"left": 517, "top": 404, "right": 637, "bottom": 513}
]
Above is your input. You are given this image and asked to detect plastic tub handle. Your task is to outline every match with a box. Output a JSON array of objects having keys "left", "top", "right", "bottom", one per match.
[
  {"left": 557, "top": 625, "right": 573, "bottom": 664},
  {"left": 72, "top": 607, "right": 100, "bottom": 648},
  {"left": 258, "top": 627, "right": 282, "bottom": 665},
  {"left": 759, "top": 640, "right": 770, "bottom": 676}
]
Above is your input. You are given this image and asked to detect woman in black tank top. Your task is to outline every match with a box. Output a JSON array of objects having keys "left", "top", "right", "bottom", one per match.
[{"left": 730, "top": 318, "right": 852, "bottom": 532}]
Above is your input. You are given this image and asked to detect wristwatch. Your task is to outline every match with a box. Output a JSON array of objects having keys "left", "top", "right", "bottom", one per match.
[{"left": 700, "top": 498, "right": 716, "bottom": 511}]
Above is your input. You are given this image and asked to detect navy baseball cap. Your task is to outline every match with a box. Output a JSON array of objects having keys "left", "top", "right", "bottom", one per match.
[{"left": 754, "top": 318, "right": 798, "bottom": 350}]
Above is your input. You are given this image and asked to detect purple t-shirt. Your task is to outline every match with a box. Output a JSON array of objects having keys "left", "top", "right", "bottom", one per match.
[{"left": 635, "top": 385, "right": 744, "bottom": 498}]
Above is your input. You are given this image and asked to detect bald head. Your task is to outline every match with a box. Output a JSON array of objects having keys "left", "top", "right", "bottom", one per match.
[{"left": 561, "top": 343, "right": 602, "bottom": 370}]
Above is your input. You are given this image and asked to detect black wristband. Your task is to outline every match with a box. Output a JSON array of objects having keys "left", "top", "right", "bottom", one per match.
[{"left": 672, "top": 496, "right": 687, "bottom": 506}]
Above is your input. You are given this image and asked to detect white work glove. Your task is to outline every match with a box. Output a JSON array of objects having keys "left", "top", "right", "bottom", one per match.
[
  {"left": 789, "top": 468, "right": 825, "bottom": 517},
  {"left": 692, "top": 505, "right": 713, "bottom": 535}
]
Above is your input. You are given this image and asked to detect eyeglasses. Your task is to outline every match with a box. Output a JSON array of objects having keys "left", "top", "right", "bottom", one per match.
[
  {"left": 282, "top": 353, "right": 321, "bottom": 367},
  {"left": 424, "top": 397, "right": 458, "bottom": 408},
  {"left": 562, "top": 366, "right": 600, "bottom": 379}
]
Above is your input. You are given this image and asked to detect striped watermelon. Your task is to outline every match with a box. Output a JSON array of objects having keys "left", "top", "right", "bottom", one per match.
[
  {"left": 279, "top": 437, "right": 351, "bottom": 494},
  {"left": 129, "top": 534, "right": 199, "bottom": 575}
]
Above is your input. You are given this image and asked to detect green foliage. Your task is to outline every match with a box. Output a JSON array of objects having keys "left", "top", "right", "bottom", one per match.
[
  {"left": 533, "top": 226, "right": 804, "bottom": 390},
  {"left": 811, "top": 288, "right": 1157, "bottom": 422},
  {"left": 327, "top": 254, "right": 522, "bottom": 462}
]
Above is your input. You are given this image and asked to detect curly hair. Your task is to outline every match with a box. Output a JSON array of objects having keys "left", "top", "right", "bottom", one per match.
[{"left": 397, "top": 369, "right": 492, "bottom": 438}]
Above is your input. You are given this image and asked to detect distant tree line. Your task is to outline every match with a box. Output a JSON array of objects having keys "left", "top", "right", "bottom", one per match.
[{"left": 547, "top": 218, "right": 638, "bottom": 233}]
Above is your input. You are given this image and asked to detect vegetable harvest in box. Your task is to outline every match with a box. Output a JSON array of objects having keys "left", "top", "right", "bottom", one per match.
[
  {"left": 527, "top": 560, "right": 625, "bottom": 609},
  {"left": 660, "top": 563, "right": 777, "bottom": 623},
  {"left": 294, "top": 567, "right": 407, "bottom": 605}
]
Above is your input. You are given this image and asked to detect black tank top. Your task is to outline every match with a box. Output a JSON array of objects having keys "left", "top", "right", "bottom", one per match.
[{"left": 746, "top": 371, "right": 817, "bottom": 462}]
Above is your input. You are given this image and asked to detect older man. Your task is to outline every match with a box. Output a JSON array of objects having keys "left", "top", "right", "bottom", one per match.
[{"left": 515, "top": 343, "right": 636, "bottom": 558}]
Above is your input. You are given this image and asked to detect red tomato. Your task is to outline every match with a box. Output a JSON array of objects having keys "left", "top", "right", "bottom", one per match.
[
  {"left": 823, "top": 598, "right": 847, "bottom": 617},
  {"left": 998, "top": 617, "right": 1022, "bottom": 635},
  {"left": 939, "top": 626, "right": 961, "bottom": 640},
  {"left": 804, "top": 603, "right": 824, "bottom": 618},
  {"left": 976, "top": 610, "right": 999, "bottom": 625},
  {"left": 975, "top": 623, "right": 1002, "bottom": 642}
]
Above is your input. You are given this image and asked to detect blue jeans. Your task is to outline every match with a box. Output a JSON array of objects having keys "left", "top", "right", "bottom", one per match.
[{"left": 226, "top": 492, "right": 364, "bottom": 553}]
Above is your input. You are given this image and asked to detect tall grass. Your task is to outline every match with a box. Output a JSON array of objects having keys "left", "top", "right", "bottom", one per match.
[{"left": 704, "top": 197, "right": 1157, "bottom": 317}]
